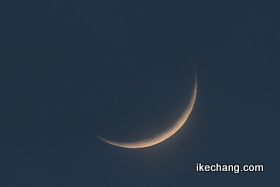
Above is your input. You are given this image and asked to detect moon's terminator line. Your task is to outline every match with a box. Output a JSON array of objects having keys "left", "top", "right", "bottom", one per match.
[{"left": 96, "top": 70, "right": 197, "bottom": 148}]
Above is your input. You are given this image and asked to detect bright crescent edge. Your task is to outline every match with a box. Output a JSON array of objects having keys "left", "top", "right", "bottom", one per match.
[{"left": 96, "top": 70, "right": 197, "bottom": 149}]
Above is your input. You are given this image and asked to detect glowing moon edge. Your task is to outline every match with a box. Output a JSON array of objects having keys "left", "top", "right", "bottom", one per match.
[{"left": 96, "top": 71, "right": 197, "bottom": 149}]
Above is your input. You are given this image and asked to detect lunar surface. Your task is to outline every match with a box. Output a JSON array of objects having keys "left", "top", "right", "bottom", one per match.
[{"left": 96, "top": 70, "right": 197, "bottom": 148}]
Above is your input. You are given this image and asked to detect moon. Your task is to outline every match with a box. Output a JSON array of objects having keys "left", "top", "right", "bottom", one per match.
[{"left": 96, "top": 70, "right": 197, "bottom": 149}]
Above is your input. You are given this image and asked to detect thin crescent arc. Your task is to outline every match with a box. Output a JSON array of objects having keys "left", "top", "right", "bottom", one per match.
[{"left": 96, "top": 71, "right": 197, "bottom": 149}]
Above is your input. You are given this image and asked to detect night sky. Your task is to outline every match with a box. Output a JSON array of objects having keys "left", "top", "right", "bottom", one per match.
[{"left": 1, "top": 0, "right": 279, "bottom": 186}]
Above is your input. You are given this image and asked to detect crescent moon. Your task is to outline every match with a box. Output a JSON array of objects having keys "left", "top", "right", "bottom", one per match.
[{"left": 96, "top": 70, "right": 197, "bottom": 149}]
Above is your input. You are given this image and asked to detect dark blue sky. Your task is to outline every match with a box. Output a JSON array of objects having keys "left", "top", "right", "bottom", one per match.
[{"left": 1, "top": 0, "right": 279, "bottom": 186}]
